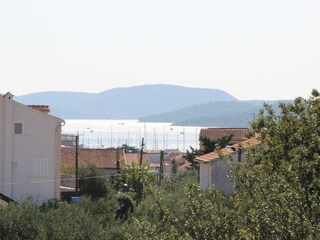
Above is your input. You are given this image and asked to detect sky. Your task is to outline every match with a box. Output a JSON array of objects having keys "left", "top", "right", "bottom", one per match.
[{"left": 0, "top": 0, "right": 319, "bottom": 100}]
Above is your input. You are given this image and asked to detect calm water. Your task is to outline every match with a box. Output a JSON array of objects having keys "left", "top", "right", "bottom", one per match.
[{"left": 62, "top": 119, "right": 205, "bottom": 152}]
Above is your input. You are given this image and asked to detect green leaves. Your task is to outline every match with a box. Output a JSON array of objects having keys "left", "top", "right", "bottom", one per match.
[
  {"left": 113, "top": 163, "right": 155, "bottom": 202},
  {"left": 0, "top": 200, "right": 107, "bottom": 240},
  {"left": 2, "top": 90, "right": 320, "bottom": 239},
  {"left": 79, "top": 164, "right": 110, "bottom": 200},
  {"left": 232, "top": 90, "right": 320, "bottom": 239},
  {"left": 185, "top": 135, "right": 233, "bottom": 169}
]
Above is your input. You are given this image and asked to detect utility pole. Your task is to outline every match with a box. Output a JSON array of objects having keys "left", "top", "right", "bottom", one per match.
[
  {"left": 139, "top": 137, "right": 144, "bottom": 166},
  {"left": 137, "top": 138, "right": 144, "bottom": 203},
  {"left": 159, "top": 150, "right": 164, "bottom": 187},
  {"left": 116, "top": 147, "right": 120, "bottom": 174},
  {"left": 75, "top": 134, "right": 79, "bottom": 195}
]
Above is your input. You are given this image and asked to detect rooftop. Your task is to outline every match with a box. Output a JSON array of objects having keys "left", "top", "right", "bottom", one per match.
[
  {"left": 200, "top": 128, "right": 251, "bottom": 143},
  {"left": 195, "top": 137, "right": 260, "bottom": 163},
  {"left": 62, "top": 147, "right": 149, "bottom": 169},
  {"left": 28, "top": 105, "right": 50, "bottom": 113}
]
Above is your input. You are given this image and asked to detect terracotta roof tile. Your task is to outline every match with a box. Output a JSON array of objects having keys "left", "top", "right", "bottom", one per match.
[
  {"left": 177, "top": 161, "right": 191, "bottom": 171},
  {"left": 171, "top": 154, "right": 186, "bottom": 165},
  {"left": 124, "top": 152, "right": 148, "bottom": 165},
  {"left": 61, "top": 148, "right": 125, "bottom": 169},
  {"left": 28, "top": 105, "right": 50, "bottom": 113},
  {"left": 62, "top": 148, "right": 152, "bottom": 170},
  {"left": 195, "top": 137, "right": 260, "bottom": 163},
  {"left": 200, "top": 128, "right": 251, "bottom": 144}
]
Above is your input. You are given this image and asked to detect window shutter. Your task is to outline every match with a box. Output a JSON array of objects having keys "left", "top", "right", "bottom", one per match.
[{"left": 32, "top": 159, "right": 48, "bottom": 177}]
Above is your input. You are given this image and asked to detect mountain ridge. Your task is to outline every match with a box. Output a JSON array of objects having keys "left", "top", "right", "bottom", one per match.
[
  {"left": 15, "top": 84, "right": 238, "bottom": 119},
  {"left": 139, "top": 100, "right": 293, "bottom": 127}
]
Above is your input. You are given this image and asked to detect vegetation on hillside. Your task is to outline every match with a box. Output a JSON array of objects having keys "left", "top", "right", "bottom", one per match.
[{"left": 139, "top": 100, "right": 292, "bottom": 127}]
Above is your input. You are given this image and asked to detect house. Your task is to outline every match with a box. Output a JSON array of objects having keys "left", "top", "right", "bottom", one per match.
[
  {"left": 61, "top": 147, "right": 149, "bottom": 182},
  {"left": 62, "top": 148, "right": 125, "bottom": 180},
  {"left": 124, "top": 151, "right": 148, "bottom": 166},
  {"left": 145, "top": 150, "right": 186, "bottom": 173},
  {"left": 199, "top": 128, "right": 251, "bottom": 150},
  {"left": 172, "top": 154, "right": 191, "bottom": 172},
  {"left": 195, "top": 137, "right": 260, "bottom": 193},
  {"left": 0, "top": 92, "right": 64, "bottom": 203}
]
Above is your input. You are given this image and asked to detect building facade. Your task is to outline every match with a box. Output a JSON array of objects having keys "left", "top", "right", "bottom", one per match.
[
  {"left": 0, "top": 92, "right": 63, "bottom": 203},
  {"left": 195, "top": 137, "right": 260, "bottom": 193}
]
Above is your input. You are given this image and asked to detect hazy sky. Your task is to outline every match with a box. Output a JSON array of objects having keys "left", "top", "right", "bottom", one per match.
[{"left": 1, "top": 0, "right": 319, "bottom": 100}]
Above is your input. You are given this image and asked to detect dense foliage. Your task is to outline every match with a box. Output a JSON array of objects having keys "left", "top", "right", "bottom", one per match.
[
  {"left": 231, "top": 89, "right": 320, "bottom": 239},
  {"left": 0, "top": 199, "right": 108, "bottom": 240},
  {"left": 185, "top": 135, "right": 233, "bottom": 168},
  {"left": 113, "top": 163, "right": 155, "bottom": 202},
  {"left": 1, "top": 90, "right": 319, "bottom": 239},
  {"left": 79, "top": 164, "right": 110, "bottom": 200}
]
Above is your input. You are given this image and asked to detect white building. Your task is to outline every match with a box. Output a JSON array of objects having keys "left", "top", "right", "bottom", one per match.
[
  {"left": 195, "top": 137, "right": 260, "bottom": 193},
  {"left": 0, "top": 92, "right": 64, "bottom": 203}
]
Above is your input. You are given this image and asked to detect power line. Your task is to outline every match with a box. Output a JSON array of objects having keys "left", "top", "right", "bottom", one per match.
[{"left": 0, "top": 174, "right": 110, "bottom": 187}]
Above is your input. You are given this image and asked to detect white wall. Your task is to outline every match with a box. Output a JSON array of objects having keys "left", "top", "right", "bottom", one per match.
[
  {"left": 199, "top": 149, "right": 247, "bottom": 193},
  {"left": 199, "top": 162, "right": 211, "bottom": 190},
  {"left": 11, "top": 102, "right": 60, "bottom": 202},
  {"left": 0, "top": 96, "right": 62, "bottom": 203},
  {"left": 210, "top": 159, "right": 234, "bottom": 193},
  {"left": 0, "top": 98, "right": 5, "bottom": 194},
  {"left": 1, "top": 94, "right": 14, "bottom": 197}
]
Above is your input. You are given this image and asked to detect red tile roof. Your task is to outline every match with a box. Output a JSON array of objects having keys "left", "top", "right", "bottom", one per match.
[
  {"left": 124, "top": 152, "right": 148, "bottom": 165},
  {"left": 28, "top": 105, "right": 50, "bottom": 113},
  {"left": 195, "top": 137, "right": 260, "bottom": 163},
  {"left": 61, "top": 148, "right": 125, "bottom": 169},
  {"left": 171, "top": 154, "right": 186, "bottom": 165},
  {"left": 62, "top": 148, "right": 150, "bottom": 169},
  {"left": 199, "top": 128, "right": 251, "bottom": 148},
  {"left": 177, "top": 161, "right": 191, "bottom": 171}
]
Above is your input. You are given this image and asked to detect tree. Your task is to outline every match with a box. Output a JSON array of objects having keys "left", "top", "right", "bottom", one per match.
[
  {"left": 185, "top": 146, "right": 203, "bottom": 169},
  {"left": 231, "top": 89, "right": 320, "bottom": 239},
  {"left": 199, "top": 135, "right": 233, "bottom": 154},
  {"left": 120, "top": 144, "right": 139, "bottom": 153},
  {"left": 0, "top": 199, "right": 108, "bottom": 239},
  {"left": 130, "top": 180, "right": 235, "bottom": 240},
  {"left": 185, "top": 135, "right": 233, "bottom": 168},
  {"left": 79, "top": 164, "right": 109, "bottom": 200},
  {"left": 113, "top": 163, "right": 155, "bottom": 201},
  {"left": 115, "top": 193, "right": 135, "bottom": 222}
]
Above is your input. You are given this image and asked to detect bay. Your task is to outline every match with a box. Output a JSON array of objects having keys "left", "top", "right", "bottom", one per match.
[{"left": 62, "top": 119, "right": 205, "bottom": 152}]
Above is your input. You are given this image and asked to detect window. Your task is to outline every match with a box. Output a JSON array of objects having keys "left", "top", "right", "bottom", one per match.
[
  {"left": 32, "top": 159, "right": 48, "bottom": 177},
  {"left": 14, "top": 123, "right": 23, "bottom": 134},
  {"left": 12, "top": 160, "right": 20, "bottom": 171}
]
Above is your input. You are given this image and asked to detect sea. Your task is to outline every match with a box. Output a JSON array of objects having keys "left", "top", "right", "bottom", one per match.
[{"left": 62, "top": 119, "right": 207, "bottom": 152}]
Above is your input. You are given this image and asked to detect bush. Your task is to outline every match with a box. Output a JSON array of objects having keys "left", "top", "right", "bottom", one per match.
[{"left": 79, "top": 164, "right": 109, "bottom": 200}]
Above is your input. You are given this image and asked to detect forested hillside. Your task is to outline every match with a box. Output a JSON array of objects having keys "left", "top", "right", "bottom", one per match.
[{"left": 139, "top": 100, "right": 292, "bottom": 127}]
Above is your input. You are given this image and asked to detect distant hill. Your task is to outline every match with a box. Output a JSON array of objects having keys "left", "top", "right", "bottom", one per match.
[
  {"left": 139, "top": 100, "right": 293, "bottom": 127},
  {"left": 15, "top": 84, "right": 238, "bottom": 119}
]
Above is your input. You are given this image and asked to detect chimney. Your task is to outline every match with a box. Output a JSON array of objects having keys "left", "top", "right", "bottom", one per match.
[{"left": 3, "top": 92, "right": 14, "bottom": 100}]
